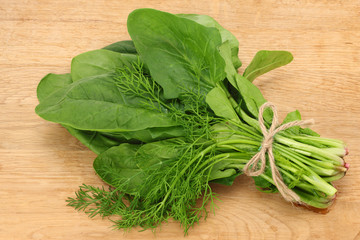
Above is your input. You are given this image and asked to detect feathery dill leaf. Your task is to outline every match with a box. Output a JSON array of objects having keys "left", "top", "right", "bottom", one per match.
[
  {"left": 66, "top": 184, "right": 127, "bottom": 218},
  {"left": 113, "top": 61, "right": 217, "bottom": 141}
]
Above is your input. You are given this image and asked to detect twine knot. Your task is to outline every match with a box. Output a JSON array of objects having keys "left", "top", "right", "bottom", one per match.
[{"left": 243, "top": 102, "right": 314, "bottom": 203}]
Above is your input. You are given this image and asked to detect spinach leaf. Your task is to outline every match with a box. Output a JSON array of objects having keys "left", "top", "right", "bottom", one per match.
[
  {"left": 135, "top": 139, "right": 184, "bottom": 170},
  {"left": 116, "top": 126, "right": 184, "bottom": 143},
  {"left": 37, "top": 73, "right": 72, "bottom": 102},
  {"left": 177, "top": 14, "right": 241, "bottom": 69},
  {"left": 209, "top": 159, "right": 243, "bottom": 186},
  {"left": 93, "top": 143, "right": 145, "bottom": 194},
  {"left": 66, "top": 125, "right": 185, "bottom": 154},
  {"left": 64, "top": 119, "right": 184, "bottom": 154},
  {"left": 94, "top": 139, "right": 185, "bottom": 195},
  {"left": 209, "top": 152, "right": 253, "bottom": 185},
  {"left": 282, "top": 110, "right": 319, "bottom": 137},
  {"left": 281, "top": 110, "right": 302, "bottom": 135},
  {"left": 127, "top": 8, "right": 226, "bottom": 99},
  {"left": 206, "top": 86, "right": 239, "bottom": 122},
  {"left": 36, "top": 56, "right": 185, "bottom": 154},
  {"left": 243, "top": 50, "right": 293, "bottom": 82},
  {"left": 35, "top": 73, "right": 179, "bottom": 132},
  {"left": 218, "top": 42, "right": 268, "bottom": 121},
  {"left": 102, "top": 40, "right": 137, "bottom": 54},
  {"left": 300, "top": 127, "right": 320, "bottom": 137},
  {"left": 36, "top": 73, "right": 119, "bottom": 153},
  {"left": 64, "top": 126, "right": 125, "bottom": 154},
  {"left": 252, "top": 172, "right": 278, "bottom": 193},
  {"left": 71, "top": 49, "right": 138, "bottom": 82},
  {"left": 210, "top": 173, "right": 241, "bottom": 186}
]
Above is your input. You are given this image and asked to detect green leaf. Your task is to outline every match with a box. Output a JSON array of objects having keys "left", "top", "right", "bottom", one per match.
[
  {"left": 206, "top": 86, "right": 239, "bottom": 122},
  {"left": 210, "top": 173, "right": 241, "bottom": 186},
  {"left": 65, "top": 125, "right": 184, "bottom": 155},
  {"left": 282, "top": 110, "right": 302, "bottom": 135},
  {"left": 218, "top": 42, "right": 269, "bottom": 121},
  {"left": 177, "top": 14, "right": 241, "bottom": 69},
  {"left": 117, "top": 126, "right": 184, "bottom": 144},
  {"left": 209, "top": 160, "right": 240, "bottom": 184},
  {"left": 35, "top": 73, "right": 179, "bottom": 132},
  {"left": 102, "top": 40, "right": 137, "bottom": 54},
  {"left": 36, "top": 71, "right": 184, "bottom": 154},
  {"left": 71, "top": 49, "right": 138, "bottom": 82},
  {"left": 37, "top": 73, "right": 72, "bottom": 102},
  {"left": 300, "top": 127, "right": 320, "bottom": 137},
  {"left": 243, "top": 50, "right": 293, "bottom": 82},
  {"left": 135, "top": 139, "right": 184, "bottom": 170},
  {"left": 93, "top": 144, "right": 145, "bottom": 194},
  {"left": 252, "top": 176, "right": 278, "bottom": 193},
  {"left": 252, "top": 167, "right": 278, "bottom": 193},
  {"left": 282, "top": 110, "right": 319, "bottom": 137},
  {"left": 209, "top": 153, "right": 253, "bottom": 186},
  {"left": 218, "top": 42, "right": 238, "bottom": 87},
  {"left": 64, "top": 126, "right": 126, "bottom": 154},
  {"left": 127, "top": 8, "right": 226, "bottom": 99},
  {"left": 94, "top": 139, "right": 185, "bottom": 195},
  {"left": 282, "top": 110, "right": 320, "bottom": 136},
  {"left": 282, "top": 110, "right": 301, "bottom": 124}
]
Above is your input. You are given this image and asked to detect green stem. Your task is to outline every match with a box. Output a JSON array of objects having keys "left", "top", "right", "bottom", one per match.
[
  {"left": 274, "top": 148, "right": 340, "bottom": 176},
  {"left": 227, "top": 120, "right": 263, "bottom": 140},
  {"left": 322, "top": 172, "right": 346, "bottom": 182},
  {"left": 286, "top": 134, "right": 346, "bottom": 149},
  {"left": 275, "top": 134, "right": 344, "bottom": 165},
  {"left": 293, "top": 188, "right": 333, "bottom": 209},
  {"left": 274, "top": 144, "right": 337, "bottom": 196}
]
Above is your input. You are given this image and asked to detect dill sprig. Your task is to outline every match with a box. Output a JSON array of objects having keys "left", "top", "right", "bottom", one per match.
[
  {"left": 113, "top": 61, "right": 217, "bottom": 142},
  {"left": 66, "top": 184, "right": 127, "bottom": 218},
  {"left": 110, "top": 138, "right": 220, "bottom": 233},
  {"left": 67, "top": 137, "right": 221, "bottom": 234}
]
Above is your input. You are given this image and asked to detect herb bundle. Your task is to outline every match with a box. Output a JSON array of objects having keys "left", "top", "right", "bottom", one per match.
[{"left": 35, "top": 8, "right": 348, "bottom": 234}]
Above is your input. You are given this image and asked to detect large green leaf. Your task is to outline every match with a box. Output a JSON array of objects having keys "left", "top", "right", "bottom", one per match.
[
  {"left": 36, "top": 54, "right": 184, "bottom": 154},
  {"left": 209, "top": 161, "right": 242, "bottom": 186},
  {"left": 64, "top": 126, "right": 184, "bottom": 155},
  {"left": 37, "top": 73, "right": 72, "bottom": 102},
  {"left": 102, "top": 40, "right": 137, "bottom": 54},
  {"left": 209, "top": 152, "right": 253, "bottom": 185},
  {"left": 35, "top": 73, "right": 179, "bottom": 132},
  {"left": 64, "top": 126, "right": 125, "bottom": 154},
  {"left": 127, "top": 8, "right": 226, "bottom": 99},
  {"left": 281, "top": 110, "right": 319, "bottom": 137},
  {"left": 36, "top": 49, "right": 182, "bottom": 155},
  {"left": 93, "top": 139, "right": 185, "bottom": 195},
  {"left": 36, "top": 72, "right": 123, "bottom": 154},
  {"left": 93, "top": 144, "right": 145, "bottom": 194},
  {"left": 219, "top": 42, "right": 268, "bottom": 120},
  {"left": 206, "top": 86, "right": 239, "bottom": 122},
  {"left": 177, "top": 13, "right": 241, "bottom": 69},
  {"left": 135, "top": 139, "right": 184, "bottom": 170},
  {"left": 71, "top": 49, "right": 138, "bottom": 82},
  {"left": 243, "top": 50, "right": 293, "bottom": 82}
]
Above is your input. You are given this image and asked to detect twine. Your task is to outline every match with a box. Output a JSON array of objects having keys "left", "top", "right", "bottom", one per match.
[{"left": 243, "top": 102, "right": 314, "bottom": 203}]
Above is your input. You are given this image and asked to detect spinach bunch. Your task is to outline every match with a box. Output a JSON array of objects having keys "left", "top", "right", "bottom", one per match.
[{"left": 35, "top": 8, "right": 348, "bottom": 233}]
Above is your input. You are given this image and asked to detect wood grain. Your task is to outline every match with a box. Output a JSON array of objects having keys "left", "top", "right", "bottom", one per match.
[{"left": 1, "top": 0, "right": 359, "bottom": 239}]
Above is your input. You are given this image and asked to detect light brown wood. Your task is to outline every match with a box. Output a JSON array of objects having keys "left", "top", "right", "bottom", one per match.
[{"left": 1, "top": 1, "right": 359, "bottom": 239}]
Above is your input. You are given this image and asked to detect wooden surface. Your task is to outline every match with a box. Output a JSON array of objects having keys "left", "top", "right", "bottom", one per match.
[{"left": 1, "top": 1, "right": 360, "bottom": 239}]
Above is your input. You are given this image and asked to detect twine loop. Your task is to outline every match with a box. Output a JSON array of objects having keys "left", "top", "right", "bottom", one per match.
[{"left": 243, "top": 102, "right": 314, "bottom": 203}]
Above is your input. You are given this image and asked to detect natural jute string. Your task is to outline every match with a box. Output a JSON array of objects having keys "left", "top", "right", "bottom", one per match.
[{"left": 243, "top": 102, "right": 314, "bottom": 203}]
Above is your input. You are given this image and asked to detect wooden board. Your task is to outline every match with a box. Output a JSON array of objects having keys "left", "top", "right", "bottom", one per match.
[{"left": 1, "top": 1, "right": 359, "bottom": 239}]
